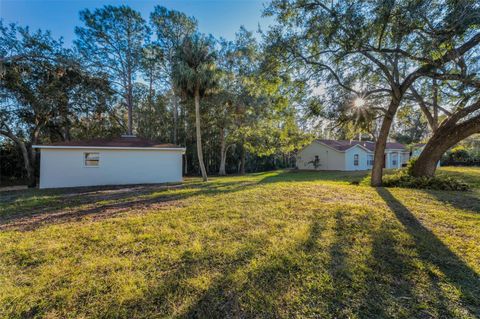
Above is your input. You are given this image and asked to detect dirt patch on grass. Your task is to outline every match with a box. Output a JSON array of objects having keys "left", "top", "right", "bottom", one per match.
[
  {"left": 1, "top": 196, "right": 186, "bottom": 231},
  {"left": 0, "top": 183, "right": 190, "bottom": 231},
  {"left": 0, "top": 185, "right": 28, "bottom": 192}
]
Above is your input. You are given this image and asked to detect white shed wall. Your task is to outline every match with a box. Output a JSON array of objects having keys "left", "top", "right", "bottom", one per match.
[{"left": 39, "top": 148, "right": 183, "bottom": 188}]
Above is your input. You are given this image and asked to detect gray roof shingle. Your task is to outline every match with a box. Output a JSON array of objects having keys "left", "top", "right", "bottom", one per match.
[
  {"left": 317, "top": 139, "right": 406, "bottom": 152},
  {"left": 35, "top": 136, "right": 183, "bottom": 148}
]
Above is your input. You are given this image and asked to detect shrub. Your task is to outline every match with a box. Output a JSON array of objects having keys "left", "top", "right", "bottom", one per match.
[
  {"left": 441, "top": 145, "right": 480, "bottom": 166},
  {"left": 382, "top": 170, "right": 470, "bottom": 191},
  {"left": 448, "top": 146, "right": 471, "bottom": 161},
  {"left": 405, "top": 158, "right": 417, "bottom": 176}
]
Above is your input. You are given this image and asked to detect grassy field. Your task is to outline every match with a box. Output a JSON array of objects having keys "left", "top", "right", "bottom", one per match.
[{"left": 1, "top": 167, "right": 479, "bottom": 318}]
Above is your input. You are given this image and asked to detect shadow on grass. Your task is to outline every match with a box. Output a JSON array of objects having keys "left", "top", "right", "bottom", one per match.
[
  {"left": 3, "top": 169, "right": 478, "bottom": 232},
  {"left": 182, "top": 203, "right": 479, "bottom": 318},
  {"left": 178, "top": 248, "right": 260, "bottom": 318},
  {"left": 327, "top": 210, "right": 422, "bottom": 317},
  {"left": 0, "top": 180, "right": 260, "bottom": 231},
  {"left": 363, "top": 218, "right": 453, "bottom": 318},
  {"left": 325, "top": 210, "right": 367, "bottom": 317},
  {"left": 182, "top": 208, "right": 431, "bottom": 318},
  {"left": 180, "top": 213, "right": 328, "bottom": 318},
  {"left": 259, "top": 169, "right": 370, "bottom": 184},
  {"left": 377, "top": 188, "right": 480, "bottom": 316},
  {"left": 423, "top": 189, "right": 480, "bottom": 213},
  {"left": 2, "top": 169, "right": 370, "bottom": 231},
  {"left": 165, "top": 246, "right": 261, "bottom": 318}
]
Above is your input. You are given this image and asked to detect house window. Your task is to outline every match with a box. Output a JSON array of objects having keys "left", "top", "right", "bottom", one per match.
[
  {"left": 367, "top": 155, "right": 374, "bottom": 166},
  {"left": 84, "top": 152, "right": 100, "bottom": 167},
  {"left": 354, "top": 154, "right": 359, "bottom": 166}
]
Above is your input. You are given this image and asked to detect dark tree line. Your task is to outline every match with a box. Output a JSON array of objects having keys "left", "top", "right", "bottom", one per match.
[
  {"left": 0, "top": 5, "right": 307, "bottom": 186},
  {"left": 1, "top": 1, "right": 479, "bottom": 187}
]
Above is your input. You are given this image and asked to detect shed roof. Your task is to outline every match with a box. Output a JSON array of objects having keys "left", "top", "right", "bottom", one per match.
[
  {"left": 32, "top": 136, "right": 184, "bottom": 150},
  {"left": 317, "top": 139, "right": 406, "bottom": 152}
]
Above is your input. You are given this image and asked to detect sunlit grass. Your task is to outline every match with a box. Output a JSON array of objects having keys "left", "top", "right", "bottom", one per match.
[
  {"left": 0, "top": 167, "right": 479, "bottom": 318},
  {"left": 438, "top": 166, "right": 480, "bottom": 189}
]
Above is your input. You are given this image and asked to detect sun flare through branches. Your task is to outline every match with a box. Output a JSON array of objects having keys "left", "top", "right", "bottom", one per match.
[{"left": 353, "top": 97, "right": 366, "bottom": 108}]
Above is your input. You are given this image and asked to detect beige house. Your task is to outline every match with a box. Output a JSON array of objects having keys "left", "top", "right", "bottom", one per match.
[{"left": 296, "top": 139, "right": 409, "bottom": 171}]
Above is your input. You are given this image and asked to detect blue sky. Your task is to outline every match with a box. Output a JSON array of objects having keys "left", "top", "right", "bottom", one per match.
[{"left": 0, "top": 0, "right": 273, "bottom": 45}]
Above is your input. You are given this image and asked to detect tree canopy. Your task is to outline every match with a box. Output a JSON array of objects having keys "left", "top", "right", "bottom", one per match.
[{"left": 1, "top": 1, "right": 479, "bottom": 186}]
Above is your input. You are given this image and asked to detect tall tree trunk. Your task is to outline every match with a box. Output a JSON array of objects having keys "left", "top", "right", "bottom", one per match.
[
  {"left": 59, "top": 98, "right": 71, "bottom": 141},
  {"left": 411, "top": 137, "right": 447, "bottom": 177},
  {"left": 63, "top": 126, "right": 71, "bottom": 141},
  {"left": 184, "top": 153, "right": 188, "bottom": 175},
  {"left": 218, "top": 127, "right": 227, "bottom": 176},
  {"left": 182, "top": 102, "right": 188, "bottom": 174},
  {"left": 148, "top": 73, "right": 154, "bottom": 102},
  {"left": 371, "top": 98, "right": 400, "bottom": 186},
  {"left": 173, "top": 93, "right": 178, "bottom": 145},
  {"left": 194, "top": 85, "right": 208, "bottom": 182},
  {"left": 29, "top": 125, "right": 43, "bottom": 187},
  {"left": 412, "top": 116, "right": 480, "bottom": 177},
  {"left": 127, "top": 74, "right": 133, "bottom": 135},
  {"left": 432, "top": 79, "right": 439, "bottom": 132},
  {"left": 27, "top": 147, "right": 37, "bottom": 188},
  {"left": 60, "top": 105, "right": 71, "bottom": 141},
  {"left": 240, "top": 145, "right": 246, "bottom": 175}
]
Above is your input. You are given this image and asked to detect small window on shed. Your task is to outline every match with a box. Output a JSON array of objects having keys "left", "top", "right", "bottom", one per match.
[
  {"left": 354, "top": 154, "right": 359, "bottom": 166},
  {"left": 84, "top": 152, "right": 99, "bottom": 167}
]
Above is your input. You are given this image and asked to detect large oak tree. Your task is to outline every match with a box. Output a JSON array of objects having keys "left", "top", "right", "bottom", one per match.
[{"left": 265, "top": 0, "right": 480, "bottom": 185}]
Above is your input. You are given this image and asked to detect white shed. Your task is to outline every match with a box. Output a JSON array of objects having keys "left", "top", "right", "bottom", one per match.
[
  {"left": 33, "top": 136, "right": 185, "bottom": 189},
  {"left": 296, "top": 139, "right": 410, "bottom": 171}
]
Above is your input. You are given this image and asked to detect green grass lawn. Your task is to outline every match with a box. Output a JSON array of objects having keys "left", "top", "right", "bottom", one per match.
[{"left": 1, "top": 167, "right": 479, "bottom": 318}]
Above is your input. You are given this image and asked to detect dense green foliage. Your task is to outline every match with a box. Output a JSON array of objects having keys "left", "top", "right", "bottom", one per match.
[
  {"left": 0, "top": 6, "right": 308, "bottom": 186},
  {"left": 1, "top": 1, "right": 479, "bottom": 185},
  {"left": 358, "top": 160, "right": 472, "bottom": 191},
  {"left": 442, "top": 145, "right": 480, "bottom": 166},
  {"left": 0, "top": 141, "right": 26, "bottom": 185},
  {"left": 381, "top": 171, "right": 471, "bottom": 191}
]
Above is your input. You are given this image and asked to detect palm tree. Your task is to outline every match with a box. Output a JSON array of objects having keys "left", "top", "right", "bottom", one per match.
[{"left": 172, "top": 34, "right": 217, "bottom": 182}]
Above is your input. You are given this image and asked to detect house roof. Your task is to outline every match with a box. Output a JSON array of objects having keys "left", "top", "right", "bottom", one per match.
[
  {"left": 412, "top": 143, "right": 426, "bottom": 148},
  {"left": 32, "top": 136, "right": 185, "bottom": 150},
  {"left": 317, "top": 139, "right": 406, "bottom": 152}
]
